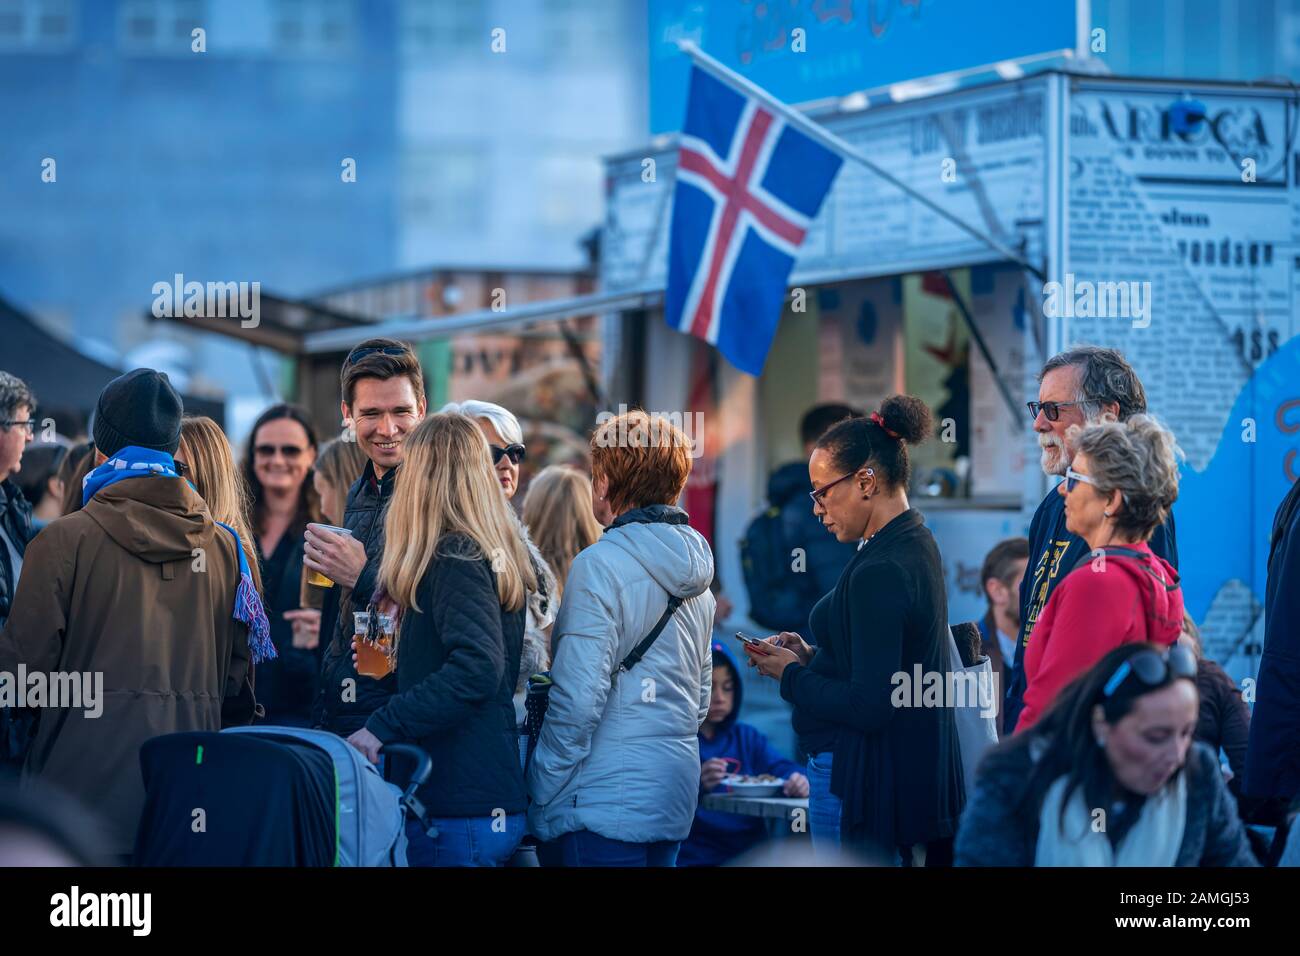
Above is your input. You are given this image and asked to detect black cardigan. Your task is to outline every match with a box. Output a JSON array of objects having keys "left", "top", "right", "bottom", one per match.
[
  {"left": 255, "top": 533, "right": 320, "bottom": 724},
  {"left": 365, "top": 534, "right": 527, "bottom": 818},
  {"left": 780, "top": 509, "right": 964, "bottom": 851}
]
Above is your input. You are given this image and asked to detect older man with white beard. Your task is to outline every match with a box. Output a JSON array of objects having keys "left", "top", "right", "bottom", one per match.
[{"left": 1002, "top": 346, "right": 1179, "bottom": 733}]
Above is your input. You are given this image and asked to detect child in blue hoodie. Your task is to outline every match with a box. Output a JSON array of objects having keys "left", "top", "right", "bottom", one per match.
[{"left": 678, "top": 640, "right": 809, "bottom": 866}]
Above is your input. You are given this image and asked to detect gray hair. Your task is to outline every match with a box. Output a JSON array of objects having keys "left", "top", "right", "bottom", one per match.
[
  {"left": 439, "top": 400, "right": 523, "bottom": 446},
  {"left": 0, "top": 371, "right": 34, "bottom": 424},
  {"left": 1040, "top": 346, "right": 1147, "bottom": 423},
  {"left": 1068, "top": 414, "right": 1181, "bottom": 540}
]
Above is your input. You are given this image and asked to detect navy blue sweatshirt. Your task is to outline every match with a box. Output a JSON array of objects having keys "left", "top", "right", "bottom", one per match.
[
  {"left": 677, "top": 642, "right": 802, "bottom": 867},
  {"left": 1246, "top": 477, "right": 1300, "bottom": 799},
  {"left": 1004, "top": 484, "right": 1178, "bottom": 732}
]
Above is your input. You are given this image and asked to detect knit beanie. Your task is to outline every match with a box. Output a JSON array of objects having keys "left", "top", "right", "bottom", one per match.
[{"left": 92, "top": 368, "right": 183, "bottom": 456}]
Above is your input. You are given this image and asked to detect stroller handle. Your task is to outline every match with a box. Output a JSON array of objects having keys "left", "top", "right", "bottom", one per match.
[{"left": 380, "top": 743, "right": 433, "bottom": 790}]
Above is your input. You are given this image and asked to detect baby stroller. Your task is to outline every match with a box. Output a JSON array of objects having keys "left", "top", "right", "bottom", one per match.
[{"left": 133, "top": 726, "right": 431, "bottom": 866}]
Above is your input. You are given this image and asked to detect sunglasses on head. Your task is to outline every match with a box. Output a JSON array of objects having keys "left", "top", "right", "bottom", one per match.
[
  {"left": 345, "top": 345, "right": 408, "bottom": 366},
  {"left": 490, "top": 443, "right": 526, "bottom": 466},
  {"left": 255, "top": 444, "right": 306, "bottom": 459},
  {"left": 1027, "top": 400, "right": 1083, "bottom": 422},
  {"left": 1102, "top": 645, "right": 1197, "bottom": 699}
]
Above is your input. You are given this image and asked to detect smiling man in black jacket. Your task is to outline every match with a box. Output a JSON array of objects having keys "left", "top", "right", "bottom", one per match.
[{"left": 309, "top": 339, "right": 426, "bottom": 736}]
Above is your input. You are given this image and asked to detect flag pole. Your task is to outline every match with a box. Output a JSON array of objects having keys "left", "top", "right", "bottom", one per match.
[{"left": 675, "top": 40, "right": 1046, "bottom": 282}]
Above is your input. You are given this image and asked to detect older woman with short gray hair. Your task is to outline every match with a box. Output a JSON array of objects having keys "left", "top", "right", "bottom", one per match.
[{"left": 1016, "top": 414, "right": 1186, "bottom": 731}]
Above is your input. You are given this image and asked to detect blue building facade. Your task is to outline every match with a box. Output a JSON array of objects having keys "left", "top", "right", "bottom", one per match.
[{"left": 0, "top": 0, "right": 400, "bottom": 407}]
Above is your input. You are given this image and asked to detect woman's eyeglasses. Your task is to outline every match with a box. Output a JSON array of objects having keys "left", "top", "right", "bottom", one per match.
[
  {"left": 1064, "top": 468, "right": 1096, "bottom": 493},
  {"left": 809, "top": 470, "right": 856, "bottom": 503},
  {"left": 1027, "top": 400, "right": 1082, "bottom": 422},
  {"left": 1102, "top": 645, "right": 1197, "bottom": 698},
  {"left": 255, "top": 444, "right": 306, "bottom": 460},
  {"left": 491, "top": 443, "right": 526, "bottom": 466}
]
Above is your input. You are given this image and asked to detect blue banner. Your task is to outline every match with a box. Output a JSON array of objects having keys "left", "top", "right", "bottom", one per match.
[{"left": 650, "top": 0, "right": 1079, "bottom": 132}]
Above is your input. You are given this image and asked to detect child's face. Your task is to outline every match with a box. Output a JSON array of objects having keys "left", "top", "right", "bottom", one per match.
[{"left": 707, "top": 665, "right": 735, "bottom": 724}]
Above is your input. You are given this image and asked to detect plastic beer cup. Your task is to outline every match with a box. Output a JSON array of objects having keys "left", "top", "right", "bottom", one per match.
[{"left": 305, "top": 523, "right": 352, "bottom": 588}]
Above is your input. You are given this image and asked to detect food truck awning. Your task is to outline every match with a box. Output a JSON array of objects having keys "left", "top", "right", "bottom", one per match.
[{"left": 147, "top": 291, "right": 372, "bottom": 355}]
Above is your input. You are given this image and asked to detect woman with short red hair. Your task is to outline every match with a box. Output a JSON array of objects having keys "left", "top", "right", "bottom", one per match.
[{"left": 527, "top": 410, "right": 716, "bottom": 867}]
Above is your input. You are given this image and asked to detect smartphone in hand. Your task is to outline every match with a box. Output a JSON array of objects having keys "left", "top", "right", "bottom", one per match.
[{"left": 733, "top": 631, "right": 773, "bottom": 655}]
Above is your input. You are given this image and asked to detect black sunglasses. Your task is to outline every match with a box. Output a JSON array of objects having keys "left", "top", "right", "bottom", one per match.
[
  {"left": 1102, "top": 645, "right": 1197, "bottom": 699},
  {"left": 345, "top": 346, "right": 408, "bottom": 366},
  {"left": 255, "top": 444, "right": 306, "bottom": 459},
  {"left": 1027, "top": 400, "right": 1083, "bottom": 422},
  {"left": 490, "top": 443, "right": 526, "bottom": 466}
]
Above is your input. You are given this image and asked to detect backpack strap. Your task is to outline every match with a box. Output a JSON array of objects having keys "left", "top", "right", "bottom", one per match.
[
  {"left": 1070, "top": 545, "right": 1180, "bottom": 591},
  {"left": 616, "top": 595, "right": 684, "bottom": 677}
]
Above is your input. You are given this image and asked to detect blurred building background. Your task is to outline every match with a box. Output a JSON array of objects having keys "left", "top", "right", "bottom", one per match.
[
  {"left": 3, "top": 0, "right": 1300, "bottom": 757},
  {"left": 1091, "top": 0, "right": 1300, "bottom": 80},
  {"left": 0, "top": 0, "right": 646, "bottom": 440}
]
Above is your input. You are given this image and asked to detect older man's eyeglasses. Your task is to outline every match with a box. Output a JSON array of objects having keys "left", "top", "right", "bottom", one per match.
[
  {"left": 0, "top": 420, "right": 35, "bottom": 437},
  {"left": 1027, "top": 400, "right": 1083, "bottom": 422}
]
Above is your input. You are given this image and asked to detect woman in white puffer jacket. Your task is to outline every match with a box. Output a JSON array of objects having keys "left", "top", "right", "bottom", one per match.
[{"left": 527, "top": 411, "right": 715, "bottom": 867}]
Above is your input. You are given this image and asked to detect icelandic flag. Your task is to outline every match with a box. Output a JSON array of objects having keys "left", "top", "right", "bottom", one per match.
[{"left": 664, "top": 65, "right": 843, "bottom": 375}]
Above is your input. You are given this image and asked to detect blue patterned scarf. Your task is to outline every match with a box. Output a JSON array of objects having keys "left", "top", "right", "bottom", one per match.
[{"left": 82, "top": 446, "right": 276, "bottom": 663}]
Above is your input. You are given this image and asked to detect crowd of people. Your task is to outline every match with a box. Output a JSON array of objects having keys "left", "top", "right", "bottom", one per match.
[{"left": 0, "top": 338, "right": 1297, "bottom": 868}]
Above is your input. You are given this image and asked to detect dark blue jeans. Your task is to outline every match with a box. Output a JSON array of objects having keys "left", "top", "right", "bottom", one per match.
[
  {"left": 555, "top": 829, "right": 680, "bottom": 867},
  {"left": 806, "top": 753, "right": 921, "bottom": 866},
  {"left": 404, "top": 813, "right": 525, "bottom": 867},
  {"left": 806, "top": 751, "right": 841, "bottom": 856}
]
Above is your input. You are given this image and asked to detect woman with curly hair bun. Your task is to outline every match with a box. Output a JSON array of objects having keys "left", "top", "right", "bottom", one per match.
[{"left": 745, "top": 394, "right": 964, "bottom": 865}]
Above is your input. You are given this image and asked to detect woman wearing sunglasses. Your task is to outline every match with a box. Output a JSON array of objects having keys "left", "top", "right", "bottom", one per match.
[
  {"left": 745, "top": 395, "right": 964, "bottom": 864},
  {"left": 242, "top": 403, "right": 323, "bottom": 725},
  {"left": 440, "top": 399, "right": 528, "bottom": 500},
  {"left": 1016, "top": 415, "right": 1183, "bottom": 732},
  {"left": 956, "top": 642, "right": 1255, "bottom": 866}
]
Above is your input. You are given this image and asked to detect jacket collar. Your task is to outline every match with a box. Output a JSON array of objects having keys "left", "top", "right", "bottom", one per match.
[
  {"left": 978, "top": 611, "right": 1005, "bottom": 670},
  {"left": 857, "top": 507, "right": 922, "bottom": 552},
  {"left": 0, "top": 477, "right": 20, "bottom": 514},
  {"left": 362, "top": 458, "right": 399, "bottom": 499},
  {"left": 609, "top": 503, "right": 689, "bottom": 530}
]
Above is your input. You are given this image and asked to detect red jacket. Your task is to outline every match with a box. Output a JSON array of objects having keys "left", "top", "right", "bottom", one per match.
[{"left": 1017, "top": 541, "right": 1183, "bottom": 732}]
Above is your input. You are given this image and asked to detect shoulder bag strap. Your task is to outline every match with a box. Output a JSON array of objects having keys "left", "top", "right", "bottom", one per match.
[{"left": 616, "top": 594, "right": 684, "bottom": 677}]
